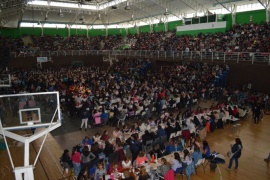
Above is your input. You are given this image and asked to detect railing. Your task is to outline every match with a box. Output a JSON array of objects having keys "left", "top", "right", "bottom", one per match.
[{"left": 11, "top": 50, "right": 270, "bottom": 65}]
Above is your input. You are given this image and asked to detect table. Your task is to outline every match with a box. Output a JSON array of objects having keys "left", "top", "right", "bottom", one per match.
[{"left": 105, "top": 168, "right": 137, "bottom": 180}]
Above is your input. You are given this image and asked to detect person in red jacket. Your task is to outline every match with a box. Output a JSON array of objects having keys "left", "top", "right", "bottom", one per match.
[{"left": 71, "top": 146, "right": 81, "bottom": 179}]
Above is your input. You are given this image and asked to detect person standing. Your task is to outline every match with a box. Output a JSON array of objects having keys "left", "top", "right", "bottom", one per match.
[
  {"left": 253, "top": 104, "right": 261, "bottom": 124},
  {"left": 226, "top": 138, "right": 243, "bottom": 171},
  {"left": 80, "top": 108, "right": 89, "bottom": 131},
  {"left": 71, "top": 146, "right": 81, "bottom": 179}
]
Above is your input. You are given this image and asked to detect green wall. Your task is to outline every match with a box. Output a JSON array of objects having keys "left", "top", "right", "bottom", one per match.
[
  {"left": 0, "top": 9, "right": 267, "bottom": 38},
  {"left": 235, "top": 9, "right": 266, "bottom": 24}
]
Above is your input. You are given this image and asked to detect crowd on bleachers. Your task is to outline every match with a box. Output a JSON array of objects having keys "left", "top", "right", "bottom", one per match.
[
  {"left": 1, "top": 22, "right": 270, "bottom": 54},
  {"left": 31, "top": 35, "right": 64, "bottom": 51}
]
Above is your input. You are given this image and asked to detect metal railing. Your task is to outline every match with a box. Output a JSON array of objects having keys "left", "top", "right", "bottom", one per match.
[{"left": 11, "top": 50, "right": 270, "bottom": 65}]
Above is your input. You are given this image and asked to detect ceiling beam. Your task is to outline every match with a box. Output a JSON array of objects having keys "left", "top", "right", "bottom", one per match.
[
  {"left": 214, "top": 0, "right": 232, "bottom": 12},
  {"left": 257, "top": 0, "right": 266, "bottom": 8}
]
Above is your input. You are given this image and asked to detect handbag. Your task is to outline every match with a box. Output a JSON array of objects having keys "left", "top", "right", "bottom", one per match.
[
  {"left": 227, "top": 144, "right": 241, "bottom": 159},
  {"left": 227, "top": 151, "right": 235, "bottom": 159}
]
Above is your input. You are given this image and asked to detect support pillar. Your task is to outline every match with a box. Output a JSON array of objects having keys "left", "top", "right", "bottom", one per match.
[
  {"left": 164, "top": 22, "right": 168, "bottom": 32},
  {"left": 41, "top": 24, "right": 44, "bottom": 36},
  {"left": 231, "top": 4, "right": 237, "bottom": 25},
  {"left": 149, "top": 24, "right": 153, "bottom": 33},
  {"left": 266, "top": 0, "right": 270, "bottom": 22},
  {"left": 105, "top": 26, "right": 108, "bottom": 37}
]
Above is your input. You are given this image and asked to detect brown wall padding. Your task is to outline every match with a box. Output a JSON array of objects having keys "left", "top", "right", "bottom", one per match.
[{"left": 9, "top": 55, "right": 107, "bottom": 69}]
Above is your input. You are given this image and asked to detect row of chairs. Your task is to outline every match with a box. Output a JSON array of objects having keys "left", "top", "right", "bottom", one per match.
[{"left": 158, "top": 159, "right": 206, "bottom": 180}]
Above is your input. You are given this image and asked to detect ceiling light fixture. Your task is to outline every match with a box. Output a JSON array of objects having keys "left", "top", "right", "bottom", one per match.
[
  {"left": 125, "top": 1, "right": 130, "bottom": 10},
  {"left": 58, "top": 9, "right": 64, "bottom": 17},
  {"left": 164, "top": 8, "right": 169, "bottom": 16}
]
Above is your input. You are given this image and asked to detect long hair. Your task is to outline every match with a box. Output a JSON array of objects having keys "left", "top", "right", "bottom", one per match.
[
  {"left": 174, "top": 152, "right": 181, "bottom": 162},
  {"left": 160, "top": 157, "right": 169, "bottom": 166},
  {"left": 140, "top": 166, "right": 148, "bottom": 177},
  {"left": 203, "top": 140, "right": 209, "bottom": 150},
  {"left": 183, "top": 149, "right": 190, "bottom": 159},
  {"left": 235, "top": 138, "right": 242, "bottom": 147}
]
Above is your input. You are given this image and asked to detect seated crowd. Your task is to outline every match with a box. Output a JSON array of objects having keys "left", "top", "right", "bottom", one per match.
[{"left": 2, "top": 22, "right": 270, "bottom": 55}]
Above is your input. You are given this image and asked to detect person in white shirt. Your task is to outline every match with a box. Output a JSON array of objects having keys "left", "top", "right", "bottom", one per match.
[
  {"left": 122, "top": 156, "right": 132, "bottom": 169},
  {"left": 182, "top": 149, "right": 193, "bottom": 166},
  {"left": 140, "top": 122, "right": 150, "bottom": 132}
]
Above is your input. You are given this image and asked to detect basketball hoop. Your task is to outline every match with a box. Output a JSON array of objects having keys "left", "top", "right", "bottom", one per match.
[{"left": 0, "top": 92, "right": 61, "bottom": 180}]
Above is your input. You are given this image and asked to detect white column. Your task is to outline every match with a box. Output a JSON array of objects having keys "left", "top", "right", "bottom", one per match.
[
  {"left": 231, "top": 4, "right": 237, "bottom": 25},
  {"left": 149, "top": 24, "right": 153, "bottom": 33},
  {"left": 41, "top": 25, "right": 44, "bottom": 36},
  {"left": 266, "top": 0, "right": 270, "bottom": 22},
  {"left": 164, "top": 22, "right": 168, "bottom": 32},
  {"left": 136, "top": 26, "right": 139, "bottom": 34}
]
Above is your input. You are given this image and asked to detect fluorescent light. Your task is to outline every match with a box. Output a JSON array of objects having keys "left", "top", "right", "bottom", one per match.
[
  {"left": 28, "top": 0, "right": 127, "bottom": 10},
  {"left": 92, "top": 25, "right": 106, "bottom": 29},
  {"left": 70, "top": 24, "right": 88, "bottom": 29}
]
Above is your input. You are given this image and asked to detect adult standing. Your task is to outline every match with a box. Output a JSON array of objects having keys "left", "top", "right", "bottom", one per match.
[
  {"left": 80, "top": 108, "right": 89, "bottom": 131},
  {"left": 71, "top": 146, "right": 81, "bottom": 179},
  {"left": 226, "top": 138, "right": 243, "bottom": 171},
  {"left": 253, "top": 104, "right": 261, "bottom": 124},
  {"left": 80, "top": 146, "right": 96, "bottom": 178}
]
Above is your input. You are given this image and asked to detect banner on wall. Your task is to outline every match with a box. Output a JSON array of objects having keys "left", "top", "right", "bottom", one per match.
[
  {"left": 37, "top": 57, "right": 48, "bottom": 62},
  {"left": 177, "top": 21, "right": 226, "bottom": 32}
]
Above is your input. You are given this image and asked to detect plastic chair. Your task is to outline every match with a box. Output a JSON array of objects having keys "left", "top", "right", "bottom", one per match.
[
  {"left": 117, "top": 114, "right": 128, "bottom": 127},
  {"left": 169, "top": 132, "right": 176, "bottom": 139},
  {"left": 143, "top": 140, "right": 153, "bottom": 153},
  {"left": 195, "top": 158, "right": 206, "bottom": 173},
  {"left": 175, "top": 131, "right": 182, "bottom": 138}
]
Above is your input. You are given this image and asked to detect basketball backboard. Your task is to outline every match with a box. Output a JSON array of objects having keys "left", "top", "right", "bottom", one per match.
[
  {"left": 0, "top": 92, "right": 61, "bottom": 180},
  {"left": 0, "top": 92, "right": 60, "bottom": 131}
]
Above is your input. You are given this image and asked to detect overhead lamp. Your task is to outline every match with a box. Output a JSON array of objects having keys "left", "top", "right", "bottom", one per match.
[
  {"left": 58, "top": 9, "right": 64, "bottom": 17},
  {"left": 44, "top": 15, "right": 48, "bottom": 21},
  {"left": 164, "top": 8, "right": 169, "bottom": 16},
  {"left": 131, "top": 15, "right": 134, "bottom": 21},
  {"left": 125, "top": 1, "right": 130, "bottom": 10},
  {"left": 79, "top": 16, "right": 84, "bottom": 21},
  {"left": 37, "top": 20, "right": 40, "bottom": 25},
  {"left": 97, "top": 14, "right": 101, "bottom": 20},
  {"left": 44, "top": 11, "right": 49, "bottom": 21}
]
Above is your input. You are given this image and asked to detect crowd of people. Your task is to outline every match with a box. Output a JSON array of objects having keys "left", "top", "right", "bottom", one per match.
[
  {"left": 0, "top": 22, "right": 269, "bottom": 180},
  {"left": 0, "top": 55, "right": 268, "bottom": 179},
  {"left": 1, "top": 22, "right": 270, "bottom": 54}
]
